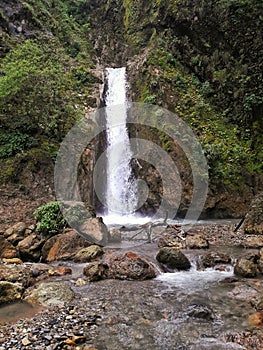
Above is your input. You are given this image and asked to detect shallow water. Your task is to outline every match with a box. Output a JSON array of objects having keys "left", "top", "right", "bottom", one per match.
[
  {"left": 77, "top": 265, "right": 255, "bottom": 350},
  {"left": 69, "top": 244, "right": 261, "bottom": 350},
  {"left": 0, "top": 301, "right": 43, "bottom": 324}
]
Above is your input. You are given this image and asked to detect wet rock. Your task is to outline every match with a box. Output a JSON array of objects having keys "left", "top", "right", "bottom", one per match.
[
  {"left": 248, "top": 311, "right": 263, "bottom": 328},
  {"left": 17, "top": 234, "right": 44, "bottom": 262},
  {"left": 158, "top": 233, "right": 186, "bottom": 249},
  {"left": 0, "top": 281, "right": 23, "bottom": 304},
  {"left": 242, "top": 235, "right": 263, "bottom": 248},
  {"left": 79, "top": 217, "right": 109, "bottom": 245},
  {"left": 74, "top": 245, "right": 104, "bottom": 263},
  {"left": 228, "top": 284, "right": 259, "bottom": 301},
  {"left": 83, "top": 261, "right": 107, "bottom": 282},
  {"left": 42, "top": 228, "right": 92, "bottom": 262},
  {"left": 25, "top": 282, "right": 75, "bottom": 306},
  {"left": 201, "top": 251, "right": 231, "bottom": 267},
  {"left": 242, "top": 192, "right": 263, "bottom": 235},
  {"left": 106, "top": 252, "right": 157, "bottom": 280},
  {"left": 185, "top": 234, "right": 209, "bottom": 249},
  {"left": 187, "top": 304, "right": 214, "bottom": 320},
  {"left": 156, "top": 247, "right": 191, "bottom": 271},
  {"left": 234, "top": 258, "right": 258, "bottom": 277},
  {"left": 108, "top": 228, "right": 122, "bottom": 243},
  {"left": 0, "top": 236, "right": 17, "bottom": 259}
]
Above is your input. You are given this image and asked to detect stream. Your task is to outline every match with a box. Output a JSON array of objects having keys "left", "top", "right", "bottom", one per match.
[
  {"left": 0, "top": 221, "right": 262, "bottom": 349},
  {"left": 73, "top": 245, "right": 261, "bottom": 349}
]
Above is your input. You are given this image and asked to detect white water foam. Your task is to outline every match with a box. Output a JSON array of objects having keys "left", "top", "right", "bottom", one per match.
[{"left": 156, "top": 265, "right": 234, "bottom": 291}]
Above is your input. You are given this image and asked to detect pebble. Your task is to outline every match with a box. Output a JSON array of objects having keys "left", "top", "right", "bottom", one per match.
[{"left": 0, "top": 304, "right": 102, "bottom": 350}]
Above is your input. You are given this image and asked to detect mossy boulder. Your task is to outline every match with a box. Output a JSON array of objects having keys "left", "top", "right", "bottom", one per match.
[{"left": 74, "top": 245, "right": 104, "bottom": 263}]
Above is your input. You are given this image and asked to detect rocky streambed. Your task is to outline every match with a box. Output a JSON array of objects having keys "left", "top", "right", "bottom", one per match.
[{"left": 0, "top": 218, "right": 263, "bottom": 350}]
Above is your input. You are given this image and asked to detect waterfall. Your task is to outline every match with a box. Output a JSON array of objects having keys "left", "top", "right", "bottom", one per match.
[{"left": 104, "top": 67, "right": 137, "bottom": 217}]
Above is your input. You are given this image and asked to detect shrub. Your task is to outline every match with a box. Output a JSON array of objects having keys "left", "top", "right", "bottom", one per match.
[
  {"left": 0, "top": 132, "right": 36, "bottom": 158},
  {"left": 34, "top": 201, "right": 67, "bottom": 236}
]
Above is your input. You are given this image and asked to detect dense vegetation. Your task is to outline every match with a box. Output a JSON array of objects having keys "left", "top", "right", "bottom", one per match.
[
  {"left": 119, "top": 0, "right": 263, "bottom": 187},
  {"left": 0, "top": 0, "right": 262, "bottom": 207},
  {"left": 0, "top": 0, "right": 98, "bottom": 182}
]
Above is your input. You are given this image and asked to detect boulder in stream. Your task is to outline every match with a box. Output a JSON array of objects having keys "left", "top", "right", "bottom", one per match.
[
  {"left": 242, "top": 235, "right": 263, "bottom": 248},
  {"left": 234, "top": 258, "right": 259, "bottom": 278},
  {"left": 201, "top": 251, "right": 231, "bottom": 268},
  {"left": 187, "top": 304, "right": 214, "bottom": 320},
  {"left": 156, "top": 247, "right": 191, "bottom": 271},
  {"left": 74, "top": 245, "right": 104, "bottom": 263},
  {"left": 0, "top": 264, "right": 31, "bottom": 285},
  {"left": 105, "top": 252, "right": 157, "bottom": 280},
  {"left": 83, "top": 261, "right": 107, "bottom": 282}
]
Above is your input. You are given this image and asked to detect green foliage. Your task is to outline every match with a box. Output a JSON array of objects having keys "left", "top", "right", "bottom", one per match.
[
  {"left": 135, "top": 44, "right": 261, "bottom": 187},
  {"left": 0, "top": 39, "right": 83, "bottom": 139},
  {"left": 0, "top": 132, "right": 36, "bottom": 158},
  {"left": 34, "top": 201, "right": 67, "bottom": 236}
]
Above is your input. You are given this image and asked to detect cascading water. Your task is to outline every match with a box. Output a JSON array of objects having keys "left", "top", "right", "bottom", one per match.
[{"left": 104, "top": 67, "right": 137, "bottom": 219}]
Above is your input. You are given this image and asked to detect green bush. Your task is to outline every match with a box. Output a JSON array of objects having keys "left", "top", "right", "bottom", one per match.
[
  {"left": 34, "top": 201, "right": 67, "bottom": 236},
  {"left": 0, "top": 132, "right": 36, "bottom": 158}
]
